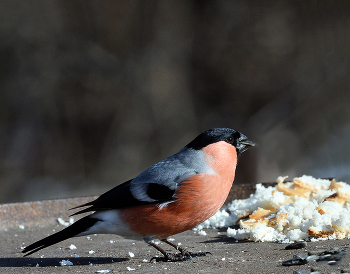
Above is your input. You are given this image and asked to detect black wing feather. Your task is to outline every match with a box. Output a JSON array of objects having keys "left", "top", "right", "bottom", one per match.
[
  {"left": 70, "top": 179, "right": 176, "bottom": 216},
  {"left": 146, "top": 183, "right": 176, "bottom": 201}
]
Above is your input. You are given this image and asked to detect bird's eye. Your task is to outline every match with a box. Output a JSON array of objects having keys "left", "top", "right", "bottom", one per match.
[{"left": 226, "top": 136, "right": 234, "bottom": 143}]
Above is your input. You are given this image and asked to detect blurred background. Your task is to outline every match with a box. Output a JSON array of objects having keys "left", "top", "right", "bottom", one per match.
[{"left": 1, "top": 0, "right": 350, "bottom": 203}]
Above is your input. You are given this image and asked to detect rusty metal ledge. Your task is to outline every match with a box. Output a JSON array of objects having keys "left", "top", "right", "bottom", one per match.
[{"left": 0, "top": 196, "right": 98, "bottom": 231}]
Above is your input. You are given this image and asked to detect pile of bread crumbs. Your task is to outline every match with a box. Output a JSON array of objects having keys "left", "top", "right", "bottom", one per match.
[{"left": 196, "top": 175, "right": 350, "bottom": 243}]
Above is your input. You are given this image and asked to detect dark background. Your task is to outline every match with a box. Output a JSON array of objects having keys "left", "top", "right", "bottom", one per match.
[{"left": 1, "top": 0, "right": 350, "bottom": 203}]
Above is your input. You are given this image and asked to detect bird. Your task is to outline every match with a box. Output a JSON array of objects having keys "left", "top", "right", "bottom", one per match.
[{"left": 22, "top": 128, "right": 254, "bottom": 261}]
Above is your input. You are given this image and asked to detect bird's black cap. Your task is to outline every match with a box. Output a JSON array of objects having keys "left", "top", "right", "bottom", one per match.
[{"left": 186, "top": 128, "right": 254, "bottom": 156}]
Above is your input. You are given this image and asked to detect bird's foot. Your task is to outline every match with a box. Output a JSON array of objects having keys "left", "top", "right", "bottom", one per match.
[
  {"left": 150, "top": 252, "right": 191, "bottom": 262},
  {"left": 150, "top": 251, "right": 210, "bottom": 262},
  {"left": 185, "top": 251, "right": 211, "bottom": 257}
]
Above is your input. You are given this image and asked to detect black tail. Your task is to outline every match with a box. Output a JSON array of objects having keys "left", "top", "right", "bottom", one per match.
[{"left": 22, "top": 216, "right": 99, "bottom": 256}]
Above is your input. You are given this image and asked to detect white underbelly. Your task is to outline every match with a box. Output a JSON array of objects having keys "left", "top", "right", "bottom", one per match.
[{"left": 76, "top": 210, "right": 143, "bottom": 241}]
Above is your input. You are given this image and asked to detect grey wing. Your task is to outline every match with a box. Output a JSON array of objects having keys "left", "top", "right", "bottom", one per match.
[{"left": 129, "top": 148, "right": 210, "bottom": 203}]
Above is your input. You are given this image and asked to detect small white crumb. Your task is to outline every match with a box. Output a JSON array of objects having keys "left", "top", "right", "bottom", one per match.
[
  {"left": 69, "top": 244, "right": 77, "bottom": 250},
  {"left": 57, "top": 218, "right": 67, "bottom": 226},
  {"left": 168, "top": 238, "right": 175, "bottom": 241},
  {"left": 36, "top": 263, "right": 39, "bottom": 267},
  {"left": 95, "top": 270, "right": 112, "bottom": 273},
  {"left": 127, "top": 267, "right": 135, "bottom": 271},
  {"left": 57, "top": 217, "right": 74, "bottom": 227},
  {"left": 89, "top": 250, "right": 95, "bottom": 254},
  {"left": 128, "top": 252, "right": 135, "bottom": 258},
  {"left": 74, "top": 254, "right": 79, "bottom": 258},
  {"left": 20, "top": 246, "right": 25, "bottom": 250},
  {"left": 132, "top": 242, "right": 135, "bottom": 245},
  {"left": 19, "top": 225, "right": 25, "bottom": 229},
  {"left": 89, "top": 262, "right": 94, "bottom": 265},
  {"left": 143, "top": 259, "right": 148, "bottom": 262},
  {"left": 154, "top": 241, "right": 160, "bottom": 244},
  {"left": 177, "top": 242, "right": 182, "bottom": 246},
  {"left": 198, "top": 230, "right": 207, "bottom": 236},
  {"left": 221, "top": 258, "right": 225, "bottom": 261},
  {"left": 40, "top": 255, "right": 44, "bottom": 258},
  {"left": 109, "top": 240, "right": 114, "bottom": 243},
  {"left": 59, "top": 259, "right": 73, "bottom": 266}
]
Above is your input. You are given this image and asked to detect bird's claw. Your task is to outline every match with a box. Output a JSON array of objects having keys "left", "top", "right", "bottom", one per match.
[
  {"left": 182, "top": 251, "right": 211, "bottom": 258},
  {"left": 195, "top": 251, "right": 212, "bottom": 256},
  {"left": 150, "top": 251, "right": 209, "bottom": 262}
]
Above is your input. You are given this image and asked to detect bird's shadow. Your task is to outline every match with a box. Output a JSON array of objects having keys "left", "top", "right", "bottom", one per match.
[
  {"left": 201, "top": 235, "right": 246, "bottom": 245},
  {"left": 0, "top": 257, "right": 129, "bottom": 267}
]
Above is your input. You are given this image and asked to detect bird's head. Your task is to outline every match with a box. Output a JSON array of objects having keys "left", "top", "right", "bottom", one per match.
[{"left": 186, "top": 128, "right": 255, "bottom": 156}]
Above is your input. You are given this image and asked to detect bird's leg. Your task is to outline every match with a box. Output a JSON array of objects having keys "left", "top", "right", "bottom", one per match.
[
  {"left": 145, "top": 235, "right": 209, "bottom": 262},
  {"left": 148, "top": 241, "right": 185, "bottom": 262},
  {"left": 161, "top": 239, "right": 188, "bottom": 254},
  {"left": 162, "top": 239, "right": 209, "bottom": 259}
]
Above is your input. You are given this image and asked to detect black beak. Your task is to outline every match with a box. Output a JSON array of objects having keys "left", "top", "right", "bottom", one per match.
[{"left": 236, "top": 137, "right": 255, "bottom": 155}]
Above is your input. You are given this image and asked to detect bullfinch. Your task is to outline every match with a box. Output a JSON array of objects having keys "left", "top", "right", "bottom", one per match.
[{"left": 22, "top": 128, "right": 254, "bottom": 261}]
